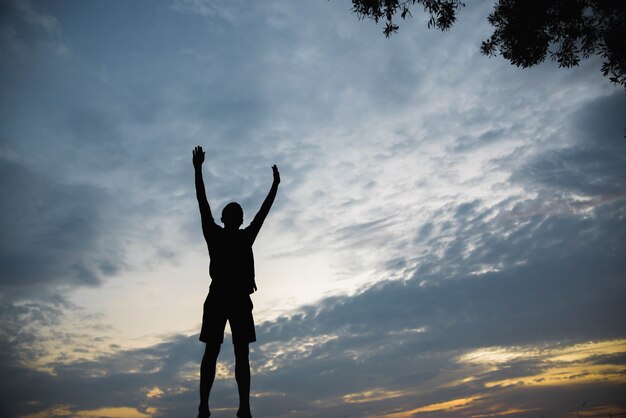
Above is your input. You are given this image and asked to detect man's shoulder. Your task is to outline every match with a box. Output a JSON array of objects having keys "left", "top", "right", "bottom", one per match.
[
  {"left": 202, "top": 219, "right": 221, "bottom": 230},
  {"left": 241, "top": 225, "right": 258, "bottom": 241},
  {"left": 202, "top": 222, "right": 222, "bottom": 244}
]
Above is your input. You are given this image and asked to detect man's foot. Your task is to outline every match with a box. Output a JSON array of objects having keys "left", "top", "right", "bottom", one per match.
[
  {"left": 236, "top": 409, "right": 251, "bottom": 418},
  {"left": 198, "top": 404, "right": 210, "bottom": 418}
]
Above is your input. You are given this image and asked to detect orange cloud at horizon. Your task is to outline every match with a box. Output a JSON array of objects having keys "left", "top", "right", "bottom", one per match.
[
  {"left": 21, "top": 406, "right": 154, "bottom": 418},
  {"left": 380, "top": 396, "right": 482, "bottom": 418}
]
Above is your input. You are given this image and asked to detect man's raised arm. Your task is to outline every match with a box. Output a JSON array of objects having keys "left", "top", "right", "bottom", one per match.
[
  {"left": 193, "top": 146, "right": 214, "bottom": 227},
  {"left": 249, "top": 165, "right": 280, "bottom": 241}
]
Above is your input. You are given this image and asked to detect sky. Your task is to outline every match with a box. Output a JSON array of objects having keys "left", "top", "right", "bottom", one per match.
[{"left": 0, "top": 0, "right": 625, "bottom": 417}]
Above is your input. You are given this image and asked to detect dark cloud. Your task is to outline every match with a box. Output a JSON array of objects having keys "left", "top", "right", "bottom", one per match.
[
  {"left": 0, "top": 333, "right": 204, "bottom": 417},
  {"left": 0, "top": 158, "right": 123, "bottom": 295},
  {"left": 510, "top": 91, "right": 626, "bottom": 196},
  {"left": 518, "top": 146, "right": 626, "bottom": 195},
  {"left": 0, "top": 297, "right": 78, "bottom": 380},
  {"left": 0, "top": 0, "right": 60, "bottom": 49},
  {"left": 573, "top": 91, "right": 626, "bottom": 146}
]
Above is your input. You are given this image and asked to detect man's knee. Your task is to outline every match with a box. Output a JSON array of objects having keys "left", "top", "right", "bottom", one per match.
[
  {"left": 203, "top": 342, "right": 221, "bottom": 361},
  {"left": 234, "top": 343, "right": 249, "bottom": 360}
]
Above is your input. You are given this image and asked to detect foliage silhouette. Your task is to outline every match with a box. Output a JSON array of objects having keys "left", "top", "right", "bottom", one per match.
[{"left": 351, "top": 0, "right": 626, "bottom": 86}]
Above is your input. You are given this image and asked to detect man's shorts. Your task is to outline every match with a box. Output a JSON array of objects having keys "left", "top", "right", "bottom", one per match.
[{"left": 200, "top": 291, "right": 256, "bottom": 345}]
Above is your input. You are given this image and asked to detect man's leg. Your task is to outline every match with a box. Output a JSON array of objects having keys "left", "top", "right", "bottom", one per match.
[
  {"left": 234, "top": 343, "right": 251, "bottom": 418},
  {"left": 199, "top": 342, "right": 221, "bottom": 418}
]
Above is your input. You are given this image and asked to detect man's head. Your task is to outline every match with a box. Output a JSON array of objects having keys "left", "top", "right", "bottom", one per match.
[{"left": 221, "top": 202, "right": 243, "bottom": 229}]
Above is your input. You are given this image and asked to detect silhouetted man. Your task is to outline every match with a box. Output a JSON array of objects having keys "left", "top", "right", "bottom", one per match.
[{"left": 193, "top": 145, "right": 280, "bottom": 418}]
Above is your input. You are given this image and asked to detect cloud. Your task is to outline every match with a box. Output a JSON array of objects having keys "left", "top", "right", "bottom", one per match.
[
  {"left": 171, "top": 0, "right": 245, "bottom": 22},
  {"left": 508, "top": 91, "right": 626, "bottom": 197},
  {"left": 12, "top": 0, "right": 59, "bottom": 34},
  {"left": 0, "top": 0, "right": 66, "bottom": 57},
  {"left": 2, "top": 183, "right": 624, "bottom": 416},
  {"left": 0, "top": 158, "right": 122, "bottom": 295}
]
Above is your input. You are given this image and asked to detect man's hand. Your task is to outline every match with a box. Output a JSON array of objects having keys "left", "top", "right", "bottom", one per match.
[
  {"left": 193, "top": 145, "right": 205, "bottom": 168},
  {"left": 272, "top": 165, "right": 280, "bottom": 184}
]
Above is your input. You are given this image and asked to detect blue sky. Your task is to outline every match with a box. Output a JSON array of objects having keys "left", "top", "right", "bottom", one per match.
[{"left": 1, "top": 1, "right": 625, "bottom": 417}]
